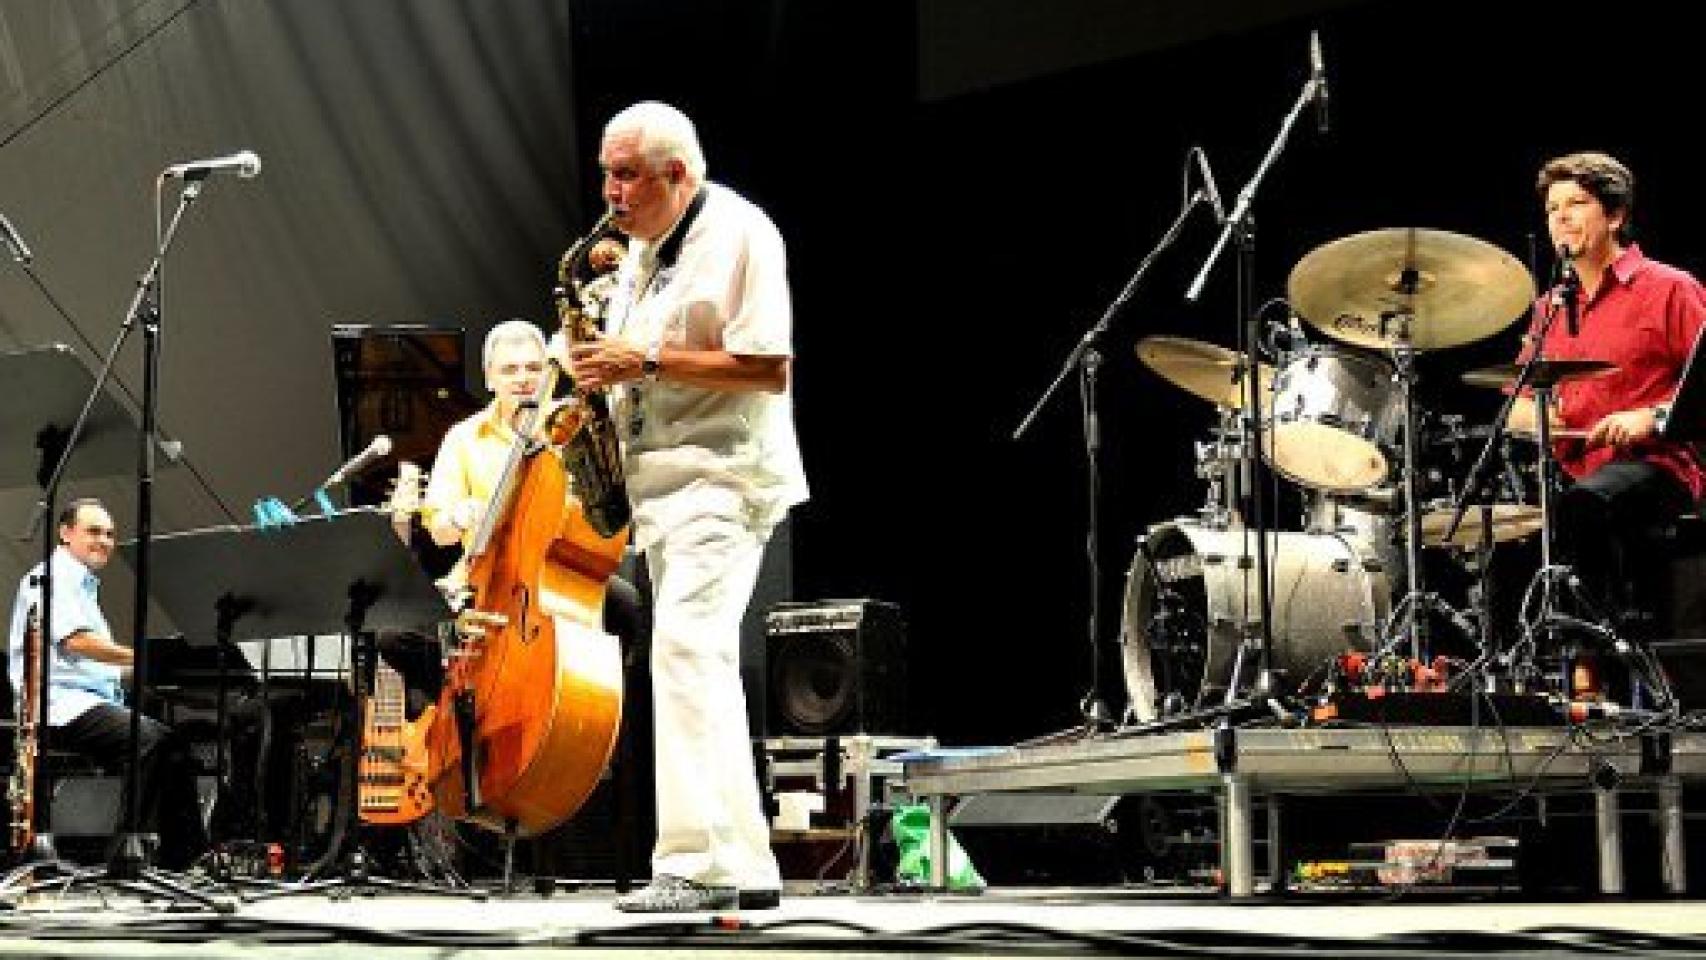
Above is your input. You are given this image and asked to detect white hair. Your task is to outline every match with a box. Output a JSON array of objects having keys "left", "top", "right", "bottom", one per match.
[
  {"left": 482, "top": 319, "right": 545, "bottom": 371},
  {"left": 604, "top": 101, "right": 707, "bottom": 183}
]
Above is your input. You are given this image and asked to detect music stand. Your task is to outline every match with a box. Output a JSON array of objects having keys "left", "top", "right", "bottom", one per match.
[
  {"left": 124, "top": 509, "right": 468, "bottom": 899},
  {"left": 0, "top": 344, "right": 161, "bottom": 874},
  {"left": 0, "top": 345, "right": 162, "bottom": 491}
]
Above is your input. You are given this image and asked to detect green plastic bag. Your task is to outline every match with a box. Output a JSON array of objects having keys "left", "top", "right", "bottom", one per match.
[{"left": 890, "top": 802, "right": 985, "bottom": 891}]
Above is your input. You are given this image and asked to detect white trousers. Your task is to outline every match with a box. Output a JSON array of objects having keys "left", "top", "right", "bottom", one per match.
[{"left": 646, "top": 508, "right": 780, "bottom": 890}]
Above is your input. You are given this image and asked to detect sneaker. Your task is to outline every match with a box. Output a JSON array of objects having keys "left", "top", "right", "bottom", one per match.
[
  {"left": 614, "top": 875, "right": 737, "bottom": 913},
  {"left": 737, "top": 888, "right": 781, "bottom": 910}
]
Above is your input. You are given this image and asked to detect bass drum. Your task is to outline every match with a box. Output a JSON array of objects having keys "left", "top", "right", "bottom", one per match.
[{"left": 1121, "top": 519, "right": 1390, "bottom": 723}]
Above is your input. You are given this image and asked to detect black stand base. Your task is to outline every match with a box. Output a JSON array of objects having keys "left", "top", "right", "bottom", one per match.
[
  {"left": 241, "top": 846, "right": 487, "bottom": 903},
  {"left": 7, "top": 831, "right": 237, "bottom": 913}
]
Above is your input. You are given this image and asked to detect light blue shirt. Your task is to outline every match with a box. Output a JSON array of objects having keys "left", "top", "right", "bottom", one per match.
[{"left": 8, "top": 547, "right": 125, "bottom": 727}]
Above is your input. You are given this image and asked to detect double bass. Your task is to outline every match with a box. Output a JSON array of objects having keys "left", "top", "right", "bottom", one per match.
[{"left": 423, "top": 215, "right": 630, "bottom": 836}]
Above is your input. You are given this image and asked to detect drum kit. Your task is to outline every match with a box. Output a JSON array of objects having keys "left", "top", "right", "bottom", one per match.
[{"left": 1123, "top": 227, "right": 1616, "bottom": 724}]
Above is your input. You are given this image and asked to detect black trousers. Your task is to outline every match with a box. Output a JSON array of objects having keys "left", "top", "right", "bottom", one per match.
[
  {"left": 1556, "top": 459, "right": 1694, "bottom": 629},
  {"left": 55, "top": 703, "right": 209, "bottom": 870}
]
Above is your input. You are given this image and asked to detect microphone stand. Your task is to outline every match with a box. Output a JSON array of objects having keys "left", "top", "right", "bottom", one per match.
[
  {"left": 15, "top": 178, "right": 232, "bottom": 910},
  {"left": 1161, "top": 66, "right": 1322, "bottom": 728},
  {"left": 1013, "top": 180, "right": 1212, "bottom": 740}
]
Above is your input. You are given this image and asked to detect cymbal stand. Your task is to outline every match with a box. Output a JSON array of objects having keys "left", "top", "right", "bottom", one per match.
[{"left": 1375, "top": 320, "right": 1476, "bottom": 668}]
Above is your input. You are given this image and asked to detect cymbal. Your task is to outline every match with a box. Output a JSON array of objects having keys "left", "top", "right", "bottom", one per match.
[
  {"left": 1288, "top": 228, "right": 1535, "bottom": 350},
  {"left": 1420, "top": 503, "right": 1543, "bottom": 548},
  {"left": 1136, "top": 336, "right": 1275, "bottom": 409},
  {"left": 1461, "top": 359, "right": 1616, "bottom": 391}
]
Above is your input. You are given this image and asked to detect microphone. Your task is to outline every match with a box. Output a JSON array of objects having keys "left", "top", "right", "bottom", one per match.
[
  {"left": 163, "top": 150, "right": 262, "bottom": 181},
  {"left": 1556, "top": 244, "right": 1580, "bottom": 336},
  {"left": 1192, "top": 147, "right": 1226, "bottom": 224},
  {"left": 1310, "top": 30, "right": 1329, "bottom": 134},
  {"left": 291, "top": 435, "right": 392, "bottom": 512},
  {"left": 323, "top": 435, "right": 393, "bottom": 489},
  {"left": 0, "top": 210, "right": 32, "bottom": 265}
]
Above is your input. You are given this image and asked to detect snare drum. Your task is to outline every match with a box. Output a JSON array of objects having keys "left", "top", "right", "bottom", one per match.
[
  {"left": 1265, "top": 346, "right": 1401, "bottom": 493},
  {"left": 1120, "top": 518, "right": 1389, "bottom": 722}
]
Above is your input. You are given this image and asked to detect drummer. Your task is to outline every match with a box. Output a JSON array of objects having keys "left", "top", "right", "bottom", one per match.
[{"left": 1509, "top": 151, "right": 1706, "bottom": 628}]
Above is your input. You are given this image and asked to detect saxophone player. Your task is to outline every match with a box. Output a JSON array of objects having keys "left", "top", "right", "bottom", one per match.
[{"left": 561, "top": 101, "right": 808, "bottom": 914}]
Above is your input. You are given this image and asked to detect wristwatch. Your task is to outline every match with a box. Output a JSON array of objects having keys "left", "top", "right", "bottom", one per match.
[
  {"left": 641, "top": 342, "right": 663, "bottom": 383},
  {"left": 1654, "top": 402, "right": 1672, "bottom": 437}
]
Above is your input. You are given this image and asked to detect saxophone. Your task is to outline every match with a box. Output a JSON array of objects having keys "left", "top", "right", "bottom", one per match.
[
  {"left": 553, "top": 212, "right": 632, "bottom": 539},
  {"left": 9, "top": 603, "right": 41, "bottom": 854}
]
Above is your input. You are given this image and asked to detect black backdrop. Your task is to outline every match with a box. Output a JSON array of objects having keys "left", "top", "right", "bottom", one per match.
[{"left": 5, "top": 0, "right": 1703, "bottom": 749}]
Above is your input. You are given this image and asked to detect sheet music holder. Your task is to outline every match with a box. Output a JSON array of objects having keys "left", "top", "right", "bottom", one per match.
[
  {"left": 122, "top": 508, "right": 460, "bottom": 894},
  {"left": 0, "top": 343, "right": 166, "bottom": 490},
  {"left": 1662, "top": 325, "right": 1706, "bottom": 442},
  {"left": 124, "top": 509, "right": 450, "bottom": 643}
]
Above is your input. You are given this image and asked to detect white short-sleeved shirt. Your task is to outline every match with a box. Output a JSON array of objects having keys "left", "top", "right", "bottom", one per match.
[{"left": 603, "top": 182, "right": 809, "bottom": 547}]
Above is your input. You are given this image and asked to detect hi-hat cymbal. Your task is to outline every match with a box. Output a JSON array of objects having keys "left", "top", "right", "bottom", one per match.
[
  {"left": 1461, "top": 358, "right": 1616, "bottom": 391},
  {"left": 1420, "top": 503, "right": 1544, "bottom": 548},
  {"left": 1136, "top": 335, "right": 1275, "bottom": 409},
  {"left": 1288, "top": 228, "right": 1535, "bottom": 350}
]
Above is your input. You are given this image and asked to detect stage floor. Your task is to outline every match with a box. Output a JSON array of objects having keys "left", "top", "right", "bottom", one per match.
[{"left": 5, "top": 883, "right": 1706, "bottom": 957}]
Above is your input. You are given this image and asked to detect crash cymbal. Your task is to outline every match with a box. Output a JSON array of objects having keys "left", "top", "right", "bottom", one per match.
[
  {"left": 1136, "top": 335, "right": 1275, "bottom": 409},
  {"left": 1461, "top": 358, "right": 1615, "bottom": 391},
  {"left": 1288, "top": 228, "right": 1535, "bottom": 350},
  {"left": 1420, "top": 502, "right": 1543, "bottom": 548}
]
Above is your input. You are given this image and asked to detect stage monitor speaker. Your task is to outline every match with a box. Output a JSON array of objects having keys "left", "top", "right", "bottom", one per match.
[{"left": 765, "top": 599, "right": 905, "bottom": 736}]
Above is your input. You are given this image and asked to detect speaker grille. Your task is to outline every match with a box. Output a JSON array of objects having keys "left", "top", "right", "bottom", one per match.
[
  {"left": 765, "top": 599, "right": 905, "bottom": 735},
  {"left": 774, "top": 632, "right": 858, "bottom": 734}
]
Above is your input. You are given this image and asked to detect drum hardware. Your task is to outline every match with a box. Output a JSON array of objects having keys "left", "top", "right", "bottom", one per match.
[
  {"left": 1192, "top": 408, "right": 1247, "bottom": 530},
  {"left": 1451, "top": 340, "right": 1678, "bottom": 713},
  {"left": 1174, "top": 44, "right": 1331, "bottom": 729},
  {"left": 1289, "top": 228, "right": 1538, "bottom": 672}
]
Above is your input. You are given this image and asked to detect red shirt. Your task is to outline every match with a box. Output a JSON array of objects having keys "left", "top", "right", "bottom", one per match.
[{"left": 1518, "top": 244, "right": 1706, "bottom": 500}]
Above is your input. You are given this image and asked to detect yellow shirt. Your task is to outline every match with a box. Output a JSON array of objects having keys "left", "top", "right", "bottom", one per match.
[
  {"left": 423, "top": 402, "right": 518, "bottom": 537},
  {"left": 423, "top": 402, "right": 574, "bottom": 587}
]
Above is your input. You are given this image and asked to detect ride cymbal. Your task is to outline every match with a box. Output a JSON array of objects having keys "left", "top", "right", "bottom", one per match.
[
  {"left": 1289, "top": 228, "right": 1535, "bottom": 351},
  {"left": 1136, "top": 335, "right": 1275, "bottom": 409}
]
